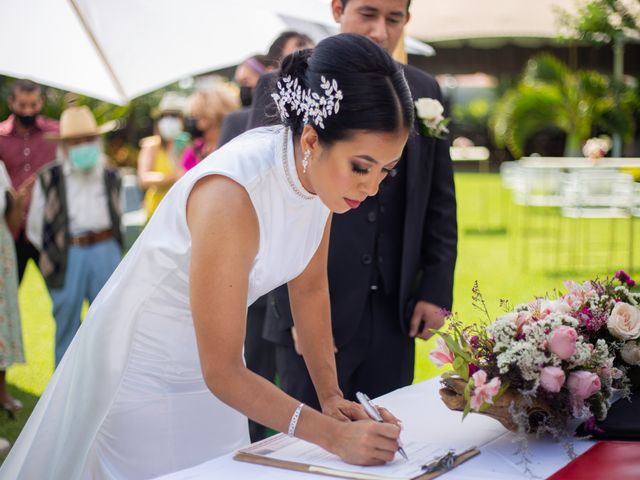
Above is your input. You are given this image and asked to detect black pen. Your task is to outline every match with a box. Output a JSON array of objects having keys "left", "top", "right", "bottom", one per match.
[{"left": 355, "top": 392, "right": 409, "bottom": 460}]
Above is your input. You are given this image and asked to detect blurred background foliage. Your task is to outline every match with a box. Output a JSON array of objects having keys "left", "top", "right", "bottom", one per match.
[
  {"left": 489, "top": 53, "right": 639, "bottom": 158},
  {"left": 557, "top": 0, "right": 640, "bottom": 44}
]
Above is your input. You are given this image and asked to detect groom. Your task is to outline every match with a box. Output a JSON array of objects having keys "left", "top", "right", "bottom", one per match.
[{"left": 251, "top": 0, "right": 457, "bottom": 410}]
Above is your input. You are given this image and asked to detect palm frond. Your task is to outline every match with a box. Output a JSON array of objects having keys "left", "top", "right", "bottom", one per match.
[
  {"left": 491, "top": 84, "right": 567, "bottom": 158},
  {"left": 522, "top": 54, "right": 570, "bottom": 87}
]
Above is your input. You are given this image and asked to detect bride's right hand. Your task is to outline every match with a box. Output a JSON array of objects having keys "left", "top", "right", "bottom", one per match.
[{"left": 330, "top": 419, "right": 401, "bottom": 465}]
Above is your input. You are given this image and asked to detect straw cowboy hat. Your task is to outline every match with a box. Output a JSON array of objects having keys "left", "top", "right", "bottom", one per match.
[
  {"left": 46, "top": 105, "right": 117, "bottom": 141},
  {"left": 151, "top": 92, "right": 187, "bottom": 119}
]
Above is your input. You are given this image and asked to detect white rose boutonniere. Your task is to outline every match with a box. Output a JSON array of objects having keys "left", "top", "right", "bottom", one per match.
[{"left": 415, "top": 98, "right": 450, "bottom": 139}]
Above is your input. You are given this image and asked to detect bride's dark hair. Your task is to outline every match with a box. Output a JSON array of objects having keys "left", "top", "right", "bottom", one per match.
[
  {"left": 276, "top": 33, "right": 414, "bottom": 145},
  {"left": 341, "top": 0, "right": 412, "bottom": 9}
]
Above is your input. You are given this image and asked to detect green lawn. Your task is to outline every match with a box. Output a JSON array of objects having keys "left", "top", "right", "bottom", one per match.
[{"left": 2, "top": 172, "right": 638, "bottom": 449}]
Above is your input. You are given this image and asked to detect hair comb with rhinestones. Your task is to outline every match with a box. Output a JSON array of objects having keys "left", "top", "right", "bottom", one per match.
[{"left": 271, "top": 75, "right": 343, "bottom": 130}]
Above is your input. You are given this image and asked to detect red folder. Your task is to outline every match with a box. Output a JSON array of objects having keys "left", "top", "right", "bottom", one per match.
[{"left": 547, "top": 441, "right": 640, "bottom": 480}]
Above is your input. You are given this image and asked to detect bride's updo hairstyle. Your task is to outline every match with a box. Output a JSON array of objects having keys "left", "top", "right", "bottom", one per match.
[{"left": 275, "top": 33, "right": 414, "bottom": 145}]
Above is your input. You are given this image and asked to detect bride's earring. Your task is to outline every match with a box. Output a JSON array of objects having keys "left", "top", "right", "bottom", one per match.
[{"left": 302, "top": 149, "right": 311, "bottom": 174}]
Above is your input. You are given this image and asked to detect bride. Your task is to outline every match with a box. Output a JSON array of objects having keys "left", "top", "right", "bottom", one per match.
[{"left": 1, "top": 33, "right": 415, "bottom": 479}]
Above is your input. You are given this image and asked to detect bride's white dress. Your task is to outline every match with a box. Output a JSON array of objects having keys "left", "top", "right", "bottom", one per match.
[{"left": 0, "top": 126, "right": 330, "bottom": 479}]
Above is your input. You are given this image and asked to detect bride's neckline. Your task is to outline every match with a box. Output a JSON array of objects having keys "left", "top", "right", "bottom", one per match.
[{"left": 281, "top": 128, "right": 315, "bottom": 201}]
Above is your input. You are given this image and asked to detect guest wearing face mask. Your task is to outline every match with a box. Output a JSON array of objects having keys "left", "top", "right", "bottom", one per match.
[
  {"left": 216, "top": 55, "right": 273, "bottom": 149},
  {"left": 137, "top": 92, "right": 187, "bottom": 218},
  {"left": 0, "top": 79, "right": 59, "bottom": 283},
  {"left": 180, "top": 85, "right": 239, "bottom": 171},
  {"left": 26, "top": 106, "right": 122, "bottom": 366}
]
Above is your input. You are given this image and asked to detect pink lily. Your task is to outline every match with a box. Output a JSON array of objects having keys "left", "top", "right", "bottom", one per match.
[
  {"left": 429, "top": 337, "right": 455, "bottom": 367},
  {"left": 470, "top": 370, "right": 501, "bottom": 411}
]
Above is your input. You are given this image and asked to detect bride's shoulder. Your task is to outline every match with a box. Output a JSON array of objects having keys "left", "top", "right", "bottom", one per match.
[
  {"left": 223, "top": 126, "right": 282, "bottom": 151},
  {"left": 186, "top": 174, "right": 259, "bottom": 258},
  {"left": 212, "top": 125, "right": 283, "bottom": 171}
]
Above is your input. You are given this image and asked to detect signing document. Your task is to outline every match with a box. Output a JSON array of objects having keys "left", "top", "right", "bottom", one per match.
[{"left": 234, "top": 433, "right": 479, "bottom": 480}]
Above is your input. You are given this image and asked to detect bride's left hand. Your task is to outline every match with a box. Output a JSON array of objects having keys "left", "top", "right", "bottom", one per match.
[
  {"left": 321, "top": 396, "right": 403, "bottom": 428},
  {"left": 321, "top": 395, "right": 369, "bottom": 422}
]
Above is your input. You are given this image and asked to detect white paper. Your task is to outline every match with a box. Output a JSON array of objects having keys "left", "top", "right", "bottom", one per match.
[{"left": 240, "top": 433, "right": 476, "bottom": 479}]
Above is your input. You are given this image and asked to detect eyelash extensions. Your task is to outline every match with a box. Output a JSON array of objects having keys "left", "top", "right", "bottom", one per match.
[{"left": 351, "top": 162, "right": 397, "bottom": 177}]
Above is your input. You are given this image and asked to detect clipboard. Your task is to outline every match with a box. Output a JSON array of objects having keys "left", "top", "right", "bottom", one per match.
[{"left": 234, "top": 440, "right": 480, "bottom": 480}]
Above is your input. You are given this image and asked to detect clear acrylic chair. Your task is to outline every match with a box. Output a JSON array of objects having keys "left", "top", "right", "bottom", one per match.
[
  {"left": 512, "top": 167, "right": 566, "bottom": 271},
  {"left": 560, "top": 170, "right": 634, "bottom": 271}
]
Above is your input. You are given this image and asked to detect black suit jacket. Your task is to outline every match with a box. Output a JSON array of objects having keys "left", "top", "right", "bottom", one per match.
[
  {"left": 251, "top": 65, "right": 458, "bottom": 348},
  {"left": 218, "top": 108, "right": 251, "bottom": 148}
]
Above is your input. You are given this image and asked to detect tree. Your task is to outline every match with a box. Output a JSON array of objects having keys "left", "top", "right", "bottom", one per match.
[
  {"left": 490, "top": 54, "right": 637, "bottom": 158},
  {"left": 556, "top": 0, "right": 640, "bottom": 155}
]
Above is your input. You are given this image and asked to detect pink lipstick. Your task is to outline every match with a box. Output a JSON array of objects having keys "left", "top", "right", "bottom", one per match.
[{"left": 344, "top": 198, "right": 361, "bottom": 209}]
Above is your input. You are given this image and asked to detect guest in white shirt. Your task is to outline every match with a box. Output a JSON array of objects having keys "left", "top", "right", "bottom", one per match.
[{"left": 26, "top": 106, "right": 122, "bottom": 366}]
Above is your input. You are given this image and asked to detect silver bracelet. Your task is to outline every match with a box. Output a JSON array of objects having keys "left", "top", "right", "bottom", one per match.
[{"left": 287, "top": 403, "right": 305, "bottom": 437}]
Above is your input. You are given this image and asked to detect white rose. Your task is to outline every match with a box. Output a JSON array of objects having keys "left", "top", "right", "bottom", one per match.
[
  {"left": 607, "top": 302, "right": 640, "bottom": 340},
  {"left": 621, "top": 341, "right": 640, "bottom": 366},
  {"left": 415, "top": 98, "right": 444, "bottom": 121},
  {"left": 552, "top": 299, "right": 573, "bottom": 315}
]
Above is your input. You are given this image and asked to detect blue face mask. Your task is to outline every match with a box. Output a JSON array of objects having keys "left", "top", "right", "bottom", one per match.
[{"left": 69, "top": 143, "right": 100, "bottom": 171}]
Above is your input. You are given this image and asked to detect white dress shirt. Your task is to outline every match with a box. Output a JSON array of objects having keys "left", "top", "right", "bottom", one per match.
[{"left": 27, "top": 159, "right": 112, "bottom": 250}]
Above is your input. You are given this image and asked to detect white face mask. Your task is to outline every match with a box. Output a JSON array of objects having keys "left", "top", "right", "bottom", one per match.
[{"left": 157, "top": 116, "right": 183, "bottom": 140}]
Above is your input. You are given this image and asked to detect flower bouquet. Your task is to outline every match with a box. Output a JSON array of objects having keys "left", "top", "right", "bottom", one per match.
[
  {"left": 568, "top": 270, "right": 640, "bottom": 385},
  {"left": 431, "top": 272, "right": 639, "bottom": 439}
]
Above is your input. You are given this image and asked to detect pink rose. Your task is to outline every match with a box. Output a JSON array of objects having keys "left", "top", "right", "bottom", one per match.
[
  {"left": 470, "top": 370, "right": 501, "bottom": 411},
  {"left": 539, "top": 366, "right": 566, "bottom": 393},
  {"left": 567, "top": 371, "right": 601, "bottom": 400},
  {"left": 515, "top": 311, "right": 533, "bottom": 335},
  {"left": 429, "top": 337, "right": 455, "bottom": 367},
  {"left": 548, "top": 326, "right": 578, "bottom": 360}
]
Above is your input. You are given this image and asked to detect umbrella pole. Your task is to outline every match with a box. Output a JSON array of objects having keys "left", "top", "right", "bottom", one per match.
[
  {"left": 68, "top": 0, "right": 128, "bottom": 103},
  {"left": 611, "top": 36, "right": 624, "bottom": 157}
]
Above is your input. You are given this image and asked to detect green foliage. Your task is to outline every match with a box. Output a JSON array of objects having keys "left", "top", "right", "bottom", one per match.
[
  {"left": 557, "top": 0, "right": 640, "bottom": 44},
  {"left": 489, "top": 54, "right": 638, "bottom": 158},
  {"left": 452, "top": 98, "right": 493, "bottom": 129},
  {"left": 462, "top": 380, "right": 472, "bottom": 419}
]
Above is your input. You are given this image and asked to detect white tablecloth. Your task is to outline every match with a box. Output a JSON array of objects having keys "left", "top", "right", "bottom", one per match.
[{"left": 157, "top": 378, "right": 594, "bottom": 479}]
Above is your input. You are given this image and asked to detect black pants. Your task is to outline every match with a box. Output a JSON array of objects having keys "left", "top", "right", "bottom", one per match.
[
  {"left": 244, "top": 296, "right": 276, "bottom": 442},
  {"left": 15, "top": 230, "right": 39, "bottom": 284},
  {"left": 274, "top": 289, "right": 415, "bottom": 410}
]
